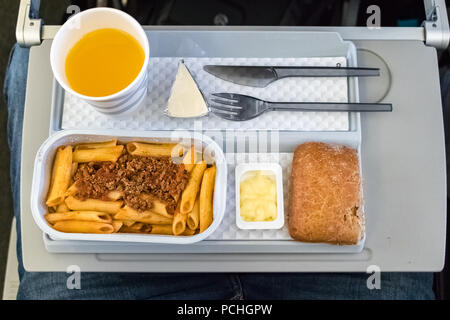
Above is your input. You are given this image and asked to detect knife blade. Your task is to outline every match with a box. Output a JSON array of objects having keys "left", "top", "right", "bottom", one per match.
[{"left": 203, "top": 65, "right": 380, "bottom": 87}]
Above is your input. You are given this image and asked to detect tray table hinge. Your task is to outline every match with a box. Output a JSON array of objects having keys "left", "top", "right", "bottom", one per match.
[
  {"left": 16, "top": 0, "right": 42, "bottom": 47},
  {"left": 422, "top": 0, "right": 450, "bottom": 49}
]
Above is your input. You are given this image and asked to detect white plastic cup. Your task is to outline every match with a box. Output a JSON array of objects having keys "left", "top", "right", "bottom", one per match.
[{"left": 50, "top": 8, "right": 150, "bottom": 115}]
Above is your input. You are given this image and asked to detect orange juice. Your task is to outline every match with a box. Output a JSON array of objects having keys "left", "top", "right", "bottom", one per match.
[{"left": 65, "top": 28, "right": 145, "bottom": 97}]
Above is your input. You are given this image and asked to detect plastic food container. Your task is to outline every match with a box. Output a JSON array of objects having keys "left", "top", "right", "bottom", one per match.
[
  {"left": 31, "top": 129, "right": 227, "bottom": 244},
  {"left": 235, "top": 163, "right": 284, "bottom": 230}
]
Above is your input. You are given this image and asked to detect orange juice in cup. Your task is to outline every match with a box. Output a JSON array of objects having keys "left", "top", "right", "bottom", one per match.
[
  {"left": 51, "top": 8, "right": 149, "bottom": 116},
  {"left": 65, "top": 28, "right": 145, "bottom": 97}
]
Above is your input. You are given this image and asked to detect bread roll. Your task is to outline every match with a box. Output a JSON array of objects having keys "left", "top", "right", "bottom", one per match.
[{"left": 288, "top": 142, "right": 364, "bottom": 245}]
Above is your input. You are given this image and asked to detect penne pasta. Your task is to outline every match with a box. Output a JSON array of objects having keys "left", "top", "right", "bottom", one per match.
[
  {"left": 120, "top": 220, "right": 136, "bottom": 227},
  {"left": 45, "top": 211, "right": 112, "bottom": 224},
  {"left": 114, "top": 206, "right": 173, "bottom": 225},
  {"left": 180, "top": 161, "right": 207, "bottom": 214},
  {"left": 182, "top": 227, "right": 196, "bottom": 236},
  {"left": 149, "top": 224, "right": 173, "bottom": 235},
  {"left": 72, "top": 145, "right": 124, "bottom": 163},
  {"left": 65, "top": 196, "right": 123, "bottom": 214},
  {"left": 199, "top": 166, "right": 216, "bottom": 233},
  {"left": 75, "top": 139, "right": 118, "bottom": 150},
  {"left": 107, "top": 190, "right": 123, "bottom": 201},
  {"left": 172, "top": 202, "right": 186, "bottom": 235},
  {"left": 150, "top": 199, "right": 172, "bottom": 218},
  {"left": 126, "top": 142, "right": 184, "bottom": 157},
  {"left": 119, "top": 226, "right": 141, "bottom": 233},
  {"left": 148, "top": 224, "right": 196, "bottom": 236},
  {"left": 172, "top": 214, "right": 187, "bottom": 235},
  {"left": 112, "top": 221, "right": 123, "bottom": 233},
  {"left": 139, "top": 193, "right": 173, "bottom": 218},
  {"left": 66, "top": 182, "right": 78, "bottom": 196},
  {"left": 117, "top": 225, "right": 132, "bottom": 233},
  {"left": 120, "top": 222, "right": 153, "bottom": 234},
  {"left": 70, "top": 162, "right": 78, "bottom": 180},
  {"left": 182, "top": 145, "right": 198, "bottom": 173},
  {"left": 52, "top": 220, "right": 114, "bottom": 234},
  {"left": 44, "top": 140, "right": 216, "bottom": 237},
  {"left": 46, "top": 146, "right": 73, "bottom": 207},
  {"left": 186, "top": 196, "right": 200, "bottom": 230},
  {"left": 120, "top": 226, "right": 146, "bottom": 234},
  {"left": 68, "top": 188, "right": 122, "bottom": 201},
  {"left": 56, "top": 202, "right": 69, "bottom": 213},
  {"left": 128, "top": 222, "right": 145, "bottom": 231}
]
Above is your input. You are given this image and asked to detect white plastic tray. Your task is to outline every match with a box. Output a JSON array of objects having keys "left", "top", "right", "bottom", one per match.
[
  {"left": 43, "top": 31, "right": 365, "bottom": 253},
  {"left": 31, "top": 129, "right": 227, "bottom": 244}
]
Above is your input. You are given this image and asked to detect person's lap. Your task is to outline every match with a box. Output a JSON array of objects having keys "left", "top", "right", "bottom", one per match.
[
  {"left": 16, "top": 271, "right": 434, "bottom": 300},
  {"left": 3, "top": 29, "right": 435, "bottom": 301},
  {"left": 239, "top": 272, "right": 434, "bottom": 300},
  {"left": 17, "top": 272, "right": 242, "bottom": 300}
]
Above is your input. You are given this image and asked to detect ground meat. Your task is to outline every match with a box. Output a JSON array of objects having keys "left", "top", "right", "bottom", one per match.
[{"left": 73, "top": 154, "right": 189, "bottom": 211}]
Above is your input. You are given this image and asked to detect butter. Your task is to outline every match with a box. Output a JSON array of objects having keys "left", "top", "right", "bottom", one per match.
[
  {"left": 240, "top": 171, "right": 277, "bottom": 222},
  {"left": 167, "top": 61, "right": 208, "bottom": 118}
]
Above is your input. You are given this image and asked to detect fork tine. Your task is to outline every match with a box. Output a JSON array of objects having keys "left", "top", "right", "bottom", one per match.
[
  {"left": 211, "top": 93, "right": 239, "bottom": 101},
  {"left": 210, "top": 110, "right": 239, "bottom": 121},
  {"left": 209, "top": 105, "right": 240, "bottom": 115},
  {"left": 210, "top": 98, "right": 242, "bottom": 108}
]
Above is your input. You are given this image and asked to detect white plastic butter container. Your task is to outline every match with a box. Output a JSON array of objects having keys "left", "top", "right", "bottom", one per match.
[
  {"left": 235, "top": 163, "right": 284, "bottom": 230},
  {"left": 31, "top": 129, "right": 227, "bottom": 244}
]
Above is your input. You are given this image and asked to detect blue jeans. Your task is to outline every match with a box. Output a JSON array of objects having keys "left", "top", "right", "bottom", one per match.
[{"left": 2, "top": 2, "right": 435, "bottom": 300}]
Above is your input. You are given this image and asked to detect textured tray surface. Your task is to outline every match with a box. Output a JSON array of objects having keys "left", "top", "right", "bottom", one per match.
[
  {"left": 62, "top": 57, "right": 349, "bottom": 131},
  {"left": 58, "top": 56, "right": 355, "bottom": 243},
  {"left": 208, "top": 153, "right": 292, "bottom": 240}
]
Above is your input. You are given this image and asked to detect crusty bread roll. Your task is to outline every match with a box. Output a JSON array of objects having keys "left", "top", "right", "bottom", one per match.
[{"left": 288, "top": 142, "right": 364, "bottom": 245}]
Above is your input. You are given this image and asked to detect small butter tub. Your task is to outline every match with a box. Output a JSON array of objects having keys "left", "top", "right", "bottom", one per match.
[
  {"left": 31, "top": 129, "right": 227, "bottom": 244},
  {"left": 235, "top": 163, "right": 284, "bottom": 230}
]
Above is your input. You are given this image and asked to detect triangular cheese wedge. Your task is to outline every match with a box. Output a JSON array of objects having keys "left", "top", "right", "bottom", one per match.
[{"left": 167, "top": 61, "right": 208, "bottom": 118}]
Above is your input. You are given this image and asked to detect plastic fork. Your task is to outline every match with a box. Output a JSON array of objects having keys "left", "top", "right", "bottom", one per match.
[{"left": 209, "top": 93, "right": 392, "bottom": 121}]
